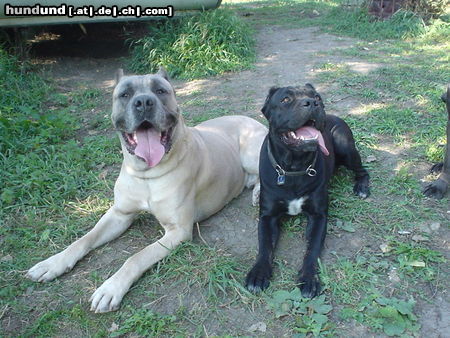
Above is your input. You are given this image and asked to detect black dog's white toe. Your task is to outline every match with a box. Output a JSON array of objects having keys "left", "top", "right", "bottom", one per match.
[
  {"left": 353, "top": 182, "right": 370, "bottom": 199},
  {"left": 245, "top": 263, "right": 272, "bottom": 293},
  {"left": 297, "top": 273, "right": 321, "bottom": 298}
]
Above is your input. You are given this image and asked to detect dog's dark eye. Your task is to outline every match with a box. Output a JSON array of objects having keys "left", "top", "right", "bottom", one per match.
[
  {"left": 281, "top": 97, "right": 291, "bottom": 103},
  {"left": 120, "top": 92, "right": 130, "bottom": 99},
  {"left": 156, "top": 88, "right": 167, "bottom": 95}
]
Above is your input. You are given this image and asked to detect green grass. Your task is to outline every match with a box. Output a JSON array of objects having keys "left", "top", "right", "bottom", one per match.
[
  {"left": 324, "top": 8, "right": 428, "bottom": 40},
  {"left": 302, "top": 4, "right": 448, "bottom": 334},
  {"left": 129, "top": 8, "right": 255, "bottom": 79},
  {"left": 315, "top": 26, "right": 448, "bottom": 161},
  {"left": 145, "top": 242, "right": 250, "bottom": 302},
  {"left": 226, "top": 0, "right": 449, "bottom": 41},
  {"left": 0, "top": 55, "right": 118, "bottom": 213},
  {"left": 110, "top": 307, "right": 180, "bottom": 337},
  {"left": 321, "top": 255, "right": 386, "bottom": 304},
  {"left": 22, "top": 305, "right": 109, "bottom": 337},
  {"left": 0, "top": 49, "right": 121, "bottom": 336},
  {"left": 390, "top": 241, "right": 446, "bottom": 282}
]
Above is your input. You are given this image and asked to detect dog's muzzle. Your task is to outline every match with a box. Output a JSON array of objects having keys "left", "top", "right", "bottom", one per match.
[{"left": 122, "top": 120, "right": 175, "bottom": 168}]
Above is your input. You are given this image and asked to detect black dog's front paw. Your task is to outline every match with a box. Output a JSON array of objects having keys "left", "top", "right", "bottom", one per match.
[
  {"left": 430, "top": 162, "right": 444, "bottom": 174},
  {"left": 353, "top": 181, "right": 370, "bottom": 199},
  {"left": 245, "top": 262, "right": 272, "bottom": 293},
  {"left": 297, "top": 273, "right": 321, "bottom": 298},
  {"left": 423, "top": 180, "right": 448, "bottom": 199}
]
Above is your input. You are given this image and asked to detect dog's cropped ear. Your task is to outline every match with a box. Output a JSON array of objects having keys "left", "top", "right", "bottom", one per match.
[
  {"left": 305, "top": 83, "right": 323, "bottom": 102},
  {"left": 115, "top": 68, "right": 124, "bottom": 86},
  {"left": 305, "top": 83, "right": 316, "bottom": 91},
  {"left": 261, "top": 86, "right": 279, "bottom": 118},
  {"left": 157, "top": 66, "right": 170, "bottom": 82}
]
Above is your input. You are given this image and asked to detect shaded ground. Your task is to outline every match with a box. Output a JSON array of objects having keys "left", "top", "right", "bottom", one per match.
[{"left": 2, "top": 12, "right": 449, "bottom": 337}]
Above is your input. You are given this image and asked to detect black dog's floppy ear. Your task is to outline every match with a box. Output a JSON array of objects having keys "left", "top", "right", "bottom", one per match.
[
  {"left": 157, "top": 66, "right": 170, "bottom": 82},
  {"left": 261, "top": 86, "right": 279, "bottom": 118},
  {"left": 115, "top": 68, "right": 124, "bottom": 86}
]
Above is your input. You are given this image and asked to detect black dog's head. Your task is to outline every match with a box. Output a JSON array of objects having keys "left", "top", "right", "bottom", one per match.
[{"left": 261, "top": 84, "right": 327, "bottom": 154}]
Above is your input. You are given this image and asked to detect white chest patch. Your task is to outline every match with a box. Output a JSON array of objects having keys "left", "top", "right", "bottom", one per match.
[{"left": 287, "top": 196, "right": 307, "bottom": 216}]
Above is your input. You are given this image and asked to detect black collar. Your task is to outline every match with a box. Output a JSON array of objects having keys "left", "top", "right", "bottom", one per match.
[{"left": 267, "top": 141, "right": 318, "bottom": 185}]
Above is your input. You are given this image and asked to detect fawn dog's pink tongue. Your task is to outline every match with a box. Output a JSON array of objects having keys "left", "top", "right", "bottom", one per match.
[
  {"left": 295, "top": 126, "right": 329, "bottom": 156},
  {"left": 134, "top": 128, "right": 165, "bottom": 167}
]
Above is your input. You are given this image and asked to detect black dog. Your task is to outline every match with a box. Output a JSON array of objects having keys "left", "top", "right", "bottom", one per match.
[
  {"left": 245, "top": 84, "right": 370, "bottom": 297},
  {"left": 423, "top": 86, "right": 450, "bottom": 199}
]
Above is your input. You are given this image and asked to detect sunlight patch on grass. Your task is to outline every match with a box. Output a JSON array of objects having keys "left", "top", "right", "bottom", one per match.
[{"left": 66, "top": 196, "right": 112, "bottom": 217}]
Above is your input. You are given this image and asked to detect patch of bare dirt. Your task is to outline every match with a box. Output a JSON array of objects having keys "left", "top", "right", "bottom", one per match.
[{"left": 175, "top": 26, "right": 369, "bottom": 117}]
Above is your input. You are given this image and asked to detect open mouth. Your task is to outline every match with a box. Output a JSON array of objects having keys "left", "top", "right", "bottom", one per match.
[
  {"left": 281, "top": 119, "right": 317, "bottom": 144},
  {"left": 122, "top": 121, "right": 174, "bottom": 167},
  {"left": 280, "top": 119, "right": 329, "bottom": 155}
]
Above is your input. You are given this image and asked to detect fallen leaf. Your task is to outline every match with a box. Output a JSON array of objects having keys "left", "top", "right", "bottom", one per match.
[
  {"left": 388, "top": 268, "right": 400, "bottom": 283},
  {"left": 412, "top": 235, "right": 429, "bottom": 242},
  {"left": 380, "top": 243, "right": 392, "bottom": 253},
  {"left": 366, "top": 155, "right": 377, "bottom": 163},
  {"left": 341, "top": 222, "right": 356, "bottom": 233},
  {"left": 0, "top": 254, "right": 12, "bottom": 262},
  {"left": 108, "top": 322, "right": 119, "bottom": 333},
  {"left": 25, "top": 286, "right": 34, "bottom": 296},
  {"left": 248, "top": 321, "right": 267, "bottom": 333},
  {"left": 429, "top": 222, "right": 441, "bottom": 231},
  {"left": 418, "top": 223, "right": 432, "bottom": 234},
  {"left": 98, "top": 169, "right": 108, "bottom": 180},
  {"left": 406, "top": 261, "right": 425, "bottom": 267}
]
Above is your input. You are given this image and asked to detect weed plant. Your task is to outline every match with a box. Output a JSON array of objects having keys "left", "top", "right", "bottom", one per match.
[{"left": 129, "top": 9, "right": 255, "bottom": 79}]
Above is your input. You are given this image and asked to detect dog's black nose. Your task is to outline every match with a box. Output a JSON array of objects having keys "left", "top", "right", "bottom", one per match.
[
  {"left": 133, "top": 95, "right": 154, "bottom": 113},
  {"left": 300, "top": 98, "right": 318, "bottom": 108}
]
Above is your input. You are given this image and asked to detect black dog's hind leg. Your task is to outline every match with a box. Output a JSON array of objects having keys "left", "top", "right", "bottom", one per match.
[
  {"left": 430, "top": 162, "right": 444, "bottom": 174},
  {"left": 343, "top": 147, "right": 370, "bottom": 199},
  {"left": 423, "top": 119, "right": 450, "bottom": 199},
  {"left": 245, "top": 215, "right": 281, "bottom": 292},
  {"left": 423, "top": 85, "right": 450, "bottom": 199},
  {"left": 297, "top": 209, "right": 327, "bottom": 298},
  {"left": 331, "top": 121, "right": 370, "bottom": 198}
]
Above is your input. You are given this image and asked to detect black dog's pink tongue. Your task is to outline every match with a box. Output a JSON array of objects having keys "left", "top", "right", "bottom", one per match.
[
  {"left": 295, "top": 126, "right": 330, "bottom": 156},
  {"left": 134, "top": 128, "right": 165, "bottom": 167}
]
